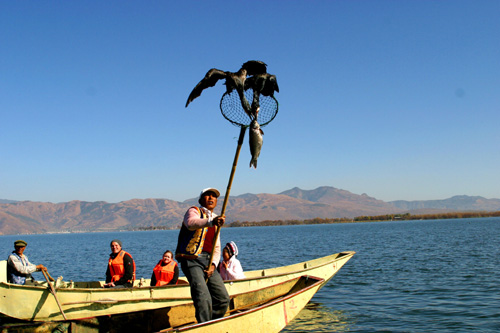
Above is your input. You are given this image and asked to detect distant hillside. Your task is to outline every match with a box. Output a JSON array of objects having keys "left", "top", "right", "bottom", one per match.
[
  {"left": 281, "top": 186, "right": 394, "bottom": 208},
  {"left": 0, "top": 199, "right": 191, "bottom": 235},
  {"left": 1, "top": 187, "right": 499, "bottom": 235},
  {"left": 0, "top": 199, "right": 17, "bottom": 204},
  {"left": 167, "top": 186, "right": 403, "bottom": 222},
  {"left": 389, "top": 195, "right": 500, "bottom": 211}
]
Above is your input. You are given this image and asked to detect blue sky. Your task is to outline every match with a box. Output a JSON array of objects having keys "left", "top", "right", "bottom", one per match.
[{"left": 1, "top": 1, "right": 499, "bottom": 204}]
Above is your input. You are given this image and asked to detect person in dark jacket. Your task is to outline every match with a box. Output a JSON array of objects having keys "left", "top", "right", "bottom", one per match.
[{"left": 103, "top": 239, "right": 135, "bottom": 288}]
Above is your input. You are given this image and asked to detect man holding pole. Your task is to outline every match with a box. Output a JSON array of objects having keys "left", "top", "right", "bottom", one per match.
[{"left": 175, "top": 187, "right": 229, "bottom": 323}]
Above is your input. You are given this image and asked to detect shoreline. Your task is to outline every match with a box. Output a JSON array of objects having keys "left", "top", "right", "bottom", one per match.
[{"left": 3, "top": 211, "right": 499, "bottom": 236}]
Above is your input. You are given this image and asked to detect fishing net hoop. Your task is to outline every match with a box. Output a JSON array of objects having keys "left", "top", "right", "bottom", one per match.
[{"left": 220, "top": 89, "right": 278, "bottom": 128}]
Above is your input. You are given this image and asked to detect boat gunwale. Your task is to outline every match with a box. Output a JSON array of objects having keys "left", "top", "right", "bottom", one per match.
[{"left": 0, "top": 251, "right": 355, "bottom": 292}]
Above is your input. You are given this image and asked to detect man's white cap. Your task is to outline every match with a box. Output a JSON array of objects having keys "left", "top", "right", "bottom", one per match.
[{"left": 199, "top": 188, "right": 220, "bottom": 199}]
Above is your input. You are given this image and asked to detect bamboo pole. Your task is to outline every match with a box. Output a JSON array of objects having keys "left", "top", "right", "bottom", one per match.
[{"left": 208, "top": 126, "right": 246, "bottom": 268}]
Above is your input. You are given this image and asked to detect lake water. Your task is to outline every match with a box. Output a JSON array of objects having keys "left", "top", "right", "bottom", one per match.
[{"left": 1, "top": 217, "right": 500, "bottom": 332}]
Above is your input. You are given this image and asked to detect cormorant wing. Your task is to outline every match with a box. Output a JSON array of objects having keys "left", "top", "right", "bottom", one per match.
[
  {"left": 185, "top": 68, "right": 227, "bottom": 107},
  {"left": 261, "top": 74, "right": 279, "bottom": 96},
  {"left": 244, "top": 73, "right": 279, "bottom": 96}
]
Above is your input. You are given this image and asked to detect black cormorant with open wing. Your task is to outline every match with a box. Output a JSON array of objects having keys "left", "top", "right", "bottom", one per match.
[{"left": 185, "top": 60, "right": 267, "bottom": 118}]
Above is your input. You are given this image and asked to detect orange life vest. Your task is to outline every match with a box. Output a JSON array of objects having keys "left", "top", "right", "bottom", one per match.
[
  {"left": 108, "top": 250, "right": 136, "bottom": 283},
  {"left": 153, "top": 260, "right": 178, "bottom": 286}
]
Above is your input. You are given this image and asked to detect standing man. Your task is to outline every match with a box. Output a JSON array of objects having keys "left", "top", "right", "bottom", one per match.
[
  {"left": 175, "top": 187, "right": 230, "bottom": 323},
  {"left": 103, "top": 239, "right": 136, "bottom": 288},
  {"left": 7, "top": 240, "right": 47, "bottom": 285}
]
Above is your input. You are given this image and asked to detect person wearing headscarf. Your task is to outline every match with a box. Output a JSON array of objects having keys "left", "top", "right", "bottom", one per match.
[
  {"left": 7, "top": 240, "right": 47, "bottom": 285},
  {"left": 103, "top": 239, "right": 136, "bottom": 288},
  {"left": 219, "top": 241, "right": 245, "bottom": 280}
]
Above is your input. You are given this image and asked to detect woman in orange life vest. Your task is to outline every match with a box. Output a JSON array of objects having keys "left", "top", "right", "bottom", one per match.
[
  {"left": 150, "top": 250, "right": 179, "bottom": 286},
  {"left": 103, "top": 239, "right": 136, "bottom": 288}
]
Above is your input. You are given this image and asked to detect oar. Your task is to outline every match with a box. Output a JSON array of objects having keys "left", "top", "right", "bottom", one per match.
[
  {"left": 44, "top": 270, "right": 56, "bottom": 282},
  {"left": 207, "top": 127, "right": 246, "bottom": 272},
  {"left": 42, "top": 269, "right": 68, "bottom": 320}
]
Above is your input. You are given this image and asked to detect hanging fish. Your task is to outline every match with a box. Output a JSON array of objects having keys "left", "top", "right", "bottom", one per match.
[{"left": 249, "top": 119, "right": 264, "bottom": 169}]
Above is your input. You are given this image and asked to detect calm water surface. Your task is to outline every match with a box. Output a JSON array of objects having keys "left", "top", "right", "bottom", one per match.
[{"left": 2, "top": 217, "right": 499, "bottom": 332}]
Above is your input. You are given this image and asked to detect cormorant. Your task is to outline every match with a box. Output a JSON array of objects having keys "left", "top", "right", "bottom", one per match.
[{"left": 185, "top": 60, "right": 267, "bottom": 118}]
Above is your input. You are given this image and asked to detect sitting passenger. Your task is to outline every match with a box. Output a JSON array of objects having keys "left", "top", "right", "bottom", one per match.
[
  {"left": 103, "top": 239, "right": 136, "bottom": 288},
  {"left": 151, "top": 250, "right": 179, "bottom": 286},
  {"left": 7, "top": 240, "right": 47, "bottom": 285},
  {"left": 219, "top": 241, "right": 245, "bottom": 280}
]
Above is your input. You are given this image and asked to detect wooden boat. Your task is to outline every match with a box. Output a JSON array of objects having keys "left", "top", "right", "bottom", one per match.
[
  {"left": 0, "top": 251, "right": 354, "bottom": 322},
  {"left": 1, "top": 275, "right": 325, "bottom": 333},
  {"left": 154, "top": 275, "right": 325, "bottom": 333}
]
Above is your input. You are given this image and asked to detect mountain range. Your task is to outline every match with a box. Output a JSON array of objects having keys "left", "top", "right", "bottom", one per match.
[{"left": 1, "top": 186, "right": 499, "bottom": 235}]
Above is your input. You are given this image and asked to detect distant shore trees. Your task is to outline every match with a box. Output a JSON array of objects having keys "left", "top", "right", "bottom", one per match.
[
  {"left": 227, "top": 211, "right": 500, "bottom": 227},
  {"left": 136, "top": 211, "right": 500, "bottom": 230}
]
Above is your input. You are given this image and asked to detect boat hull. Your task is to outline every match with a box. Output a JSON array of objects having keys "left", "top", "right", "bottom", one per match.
[
  {"left": 0, "top": 251, "right": 355, "bottom": 322},
  {"left": 1, "top": 276, "right": 325, "bottom": 333},
  {"left": 158, "top": 276, "right": 325, "bottom": 333}
]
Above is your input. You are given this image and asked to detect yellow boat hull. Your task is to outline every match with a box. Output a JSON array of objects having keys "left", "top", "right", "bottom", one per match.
[{"left": 0, "top": 251, "right": 355, "bottom": 322}]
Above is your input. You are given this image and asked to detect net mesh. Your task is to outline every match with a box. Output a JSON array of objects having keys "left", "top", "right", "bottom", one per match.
[{"left": 220, "top": 89, "right": 278, "bottom": 127}]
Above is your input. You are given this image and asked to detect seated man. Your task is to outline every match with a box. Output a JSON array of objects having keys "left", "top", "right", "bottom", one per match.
[
  {"left": 7, "top": 240, "right": 46, "bottom": 285},
  {"left": 103, "top": 239, "right": 136, "bottom": 288}
]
